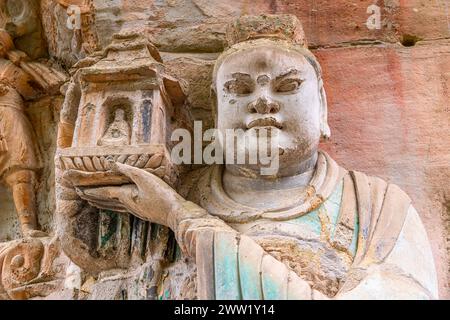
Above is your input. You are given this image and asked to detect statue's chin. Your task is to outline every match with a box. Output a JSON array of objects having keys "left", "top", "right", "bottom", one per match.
[
  {"left": 242, "top": 126, "right": 284, "bottom": 147},
  {"left": 220, "top": 128, "right": 318, "bottom": 174}
]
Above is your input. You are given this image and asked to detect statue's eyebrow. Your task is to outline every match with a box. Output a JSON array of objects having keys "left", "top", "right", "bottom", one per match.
[
  {"left": 224, "top": 72, "right": 255, "bottom": 94},
  {"left": 229, "top": 72, "right": 253, "bottom": 82},
  {"left": 224, "top": 73, "right": 253, "bottom": 90},
  {"left": 274, "top": 69, "right": 301, "bottom": 82}
]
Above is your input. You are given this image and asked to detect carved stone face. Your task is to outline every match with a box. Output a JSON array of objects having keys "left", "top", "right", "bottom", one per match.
[
  {"left": 114, "top": 108, "right": 125, "bottom": 121},
  {"left": 1, "top": 0, "right": 39, "bottom": 38},
  {"left": 215, "top": 43, "right": 323, "bottom": 172}
]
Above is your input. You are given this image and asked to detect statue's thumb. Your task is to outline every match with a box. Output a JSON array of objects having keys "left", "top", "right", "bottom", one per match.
[{"left": 111, "top": 162, "right": 154, "bottom": 191}]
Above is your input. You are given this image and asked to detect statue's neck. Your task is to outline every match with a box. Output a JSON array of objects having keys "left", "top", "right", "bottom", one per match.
[
  {"left": 222, "top": 152, "right": 318, "bottom": 210},
  {"left": 224, "top": 151, "right": 318, "bottom": 181}
]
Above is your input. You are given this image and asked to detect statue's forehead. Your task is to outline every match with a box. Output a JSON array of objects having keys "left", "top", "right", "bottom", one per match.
[{"left": 218, "top": 45, "right": 309, "bottom": 77}]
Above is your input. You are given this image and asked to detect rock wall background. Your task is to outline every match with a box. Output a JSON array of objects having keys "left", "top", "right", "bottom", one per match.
[{"left": 0, "top": 0, "right": 447, "bottom": 298}]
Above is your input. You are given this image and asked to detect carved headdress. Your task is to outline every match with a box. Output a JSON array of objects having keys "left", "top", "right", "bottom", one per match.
[
  {"left": 224, "top": 14, "right": 308, "bottom": 47},
  {"left": 212, "top": 14, "right": 330, "bottom": 139}
]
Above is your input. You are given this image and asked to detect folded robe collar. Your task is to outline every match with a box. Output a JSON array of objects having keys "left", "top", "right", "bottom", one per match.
[{"left": 197, "top": 150, "right": 346, "bottom": 223}]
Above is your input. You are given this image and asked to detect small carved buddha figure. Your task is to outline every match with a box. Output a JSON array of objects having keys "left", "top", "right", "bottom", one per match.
[
  {"left": 98, "top": 108, "right": 131, "bottom": 146},
  {"left": 69, "top": 15, "right": 439, "bottom": 299}
]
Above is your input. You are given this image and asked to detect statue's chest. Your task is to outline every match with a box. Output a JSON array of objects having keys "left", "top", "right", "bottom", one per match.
[
  {"left": 251, "top": 231, "right": 352, "bottom": 297},
  {"left": 231, "top": 183, "right": 358, "bottom": 297}
]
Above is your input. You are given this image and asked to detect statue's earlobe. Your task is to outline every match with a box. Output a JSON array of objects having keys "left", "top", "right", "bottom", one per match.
[
  {"left": 210, "top": 85, "right": 218, "bottom": 126},
  {"left": 319, "top": 79, "right": 331, "bottom": 140},
  {"left": 321, "top": 122, "right": 331, "bottom": 141}
]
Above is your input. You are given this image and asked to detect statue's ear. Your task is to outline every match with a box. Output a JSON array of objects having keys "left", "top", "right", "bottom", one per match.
[
  {"left": 319, "top": 78, "right": 331, "bottom": 140},
  {"left": 210, "top": 84, "right": 218, "bottom": 127}
]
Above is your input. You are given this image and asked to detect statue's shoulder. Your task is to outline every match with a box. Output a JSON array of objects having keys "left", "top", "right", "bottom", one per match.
[
  {"left": 347, "top": 169, "right": 412, "bottom": 206},
  {"left": 345, "top": 170, "right": 438, "bottom": 298},
  {"left": 342, "top": 169, "right": 416, "bottom": 266}
]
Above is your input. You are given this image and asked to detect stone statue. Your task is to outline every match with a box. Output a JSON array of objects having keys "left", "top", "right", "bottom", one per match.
[
  {"left": 0, "top": 24, "right": 68, "bottom": 299},
  {"left": 55, "top": 32, "right": 188, "bottom": 291},
  {"left": 0, "top": 26, "right": 64, "bottom": 238},
  {"left": 0, "top": 83, "right": 43, "bottom": 237},
  {"left": 98, "top": 109, "right": 131, "bottom": 146},
  {"left": 65, "top": 15, "right": 438, "bottom": 299}
]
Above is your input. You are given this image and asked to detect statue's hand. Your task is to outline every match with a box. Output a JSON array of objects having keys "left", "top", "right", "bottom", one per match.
[{"left": 68, "top": 162, "right": 188, "bottom": 227}]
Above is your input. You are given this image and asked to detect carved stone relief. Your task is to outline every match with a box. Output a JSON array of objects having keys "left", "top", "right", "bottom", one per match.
[
  {"left": 0, "top": 5, "right": 69, "bottom": 299},
  {"left": 54, "top": 32, "right": 191, "bottom": 297},
  {"left": 0, "top": 1, "right": 447, "bottom": 300},
  {"left": 55, "top": 15, "right": 439, "bottom": 300}
]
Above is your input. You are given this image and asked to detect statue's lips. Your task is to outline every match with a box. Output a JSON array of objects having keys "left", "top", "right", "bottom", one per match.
[{"left": 246, "top": 117, "right": 283, "bottom": 130}]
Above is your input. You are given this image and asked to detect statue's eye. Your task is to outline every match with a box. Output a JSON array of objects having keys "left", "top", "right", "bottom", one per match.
[
  {"left": 275, "top": 78, "right": 303, "bottom": 93},
  {"left": 224, "top": 80, "right": 254, "bottom": 95}
]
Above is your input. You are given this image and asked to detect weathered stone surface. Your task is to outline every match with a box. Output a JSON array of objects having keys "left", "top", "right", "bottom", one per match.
[
  {"left": 0, "top": 0, "right": 47, "bottom": 59},
  {"left": 163, "top": 53, "right": 217, "bottom": 131},
  {"left": 164, "top": 40, "right": 450, "bottom": 298},
  {"left": 0, "top": 1, "right": 448, "bottom": 300},
  {"left": 0, "top": 26, "right": 65, "bottom": 240},
  {"left": 0, "top": 236, "right": 71, "bottom": 300},
  {"left": 40, "top": 0, "right": 99, "bottom": 67},
  {"left": 317, "top": 41, "right": 450, "bottom": 297},
  {"left": 39, "top": 0, "right": 450, "bottom": 61}
]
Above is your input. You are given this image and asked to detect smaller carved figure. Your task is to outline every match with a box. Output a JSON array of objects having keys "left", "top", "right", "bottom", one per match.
[
  {"left": 0, "top": 84, "right": 44, "bottom": 238},
  {"left": 98, "top": 108, "right": 131, "bottom": 146},
  {"left": 0, "top": 27, "right": 64, "bottom": 239}
]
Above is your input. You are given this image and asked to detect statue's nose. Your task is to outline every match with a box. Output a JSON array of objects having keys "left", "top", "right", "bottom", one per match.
[{"left": 247, "top": 97, "right": 280, "bottom": 114}]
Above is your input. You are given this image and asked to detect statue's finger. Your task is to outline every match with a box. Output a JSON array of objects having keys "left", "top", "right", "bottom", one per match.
[
  {"left": 75, "top": 187, "right": 129, "bottom": 211},
  {"left": 80, "top": 186, "right": 113, "bottom": 199},
  {"left": 112, "top": 162, "right": 164, "bottom": 191},
  {"left": 62, "top": 169, "right": 84, "bottom": 185},
  {"left": 86, "top": 200, "right": 128, "bottom": 213},
  {"left": 116, "top": 184, "right": 139, "bottom": 202},
  {"left": 77, "top": 186, "right": 123, "bottom": 202}
]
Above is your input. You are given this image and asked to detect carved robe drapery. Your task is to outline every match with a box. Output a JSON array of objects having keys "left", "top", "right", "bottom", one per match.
[{"left": 158, "top": 151, "right": 438, "bottom": 300}]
